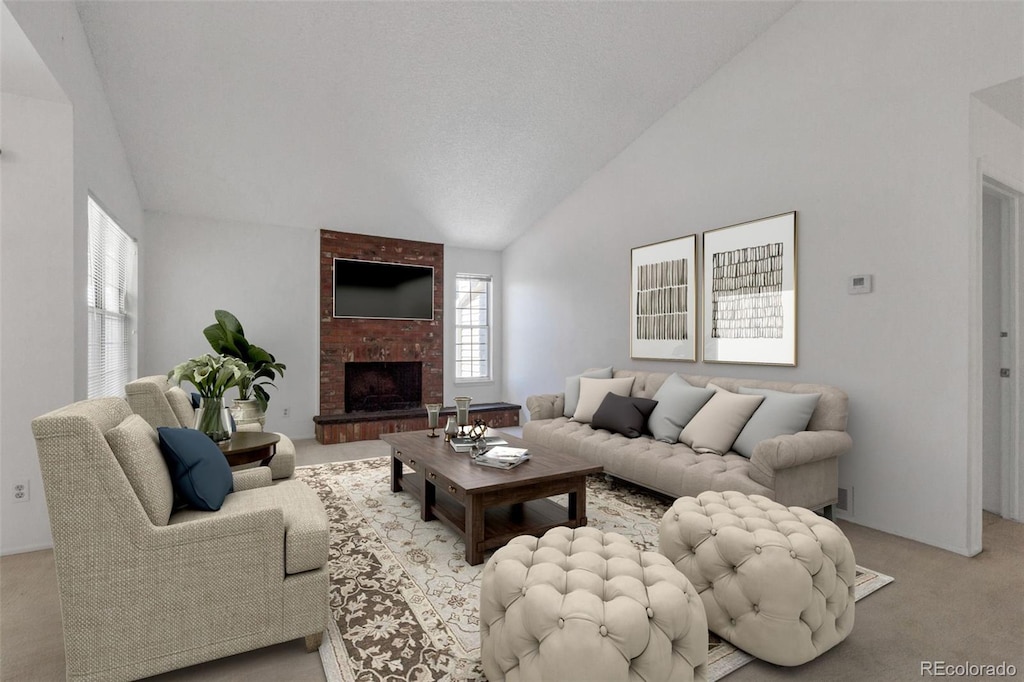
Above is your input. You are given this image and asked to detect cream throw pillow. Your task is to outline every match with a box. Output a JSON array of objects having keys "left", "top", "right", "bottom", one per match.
[
  {"left": 573, "top": 376, "right": 636, "bottom": 423},
  {"left": 679, "top": 384, "right": 765, "bottom": 455}
]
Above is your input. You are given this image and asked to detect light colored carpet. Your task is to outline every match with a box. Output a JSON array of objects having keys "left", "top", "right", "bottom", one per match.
[
  {"left": 296, "top": 457, "right": 893, "bottom": 681},
  {"left": 2, "top": 436, "right": 1020, "bottom": 681}
]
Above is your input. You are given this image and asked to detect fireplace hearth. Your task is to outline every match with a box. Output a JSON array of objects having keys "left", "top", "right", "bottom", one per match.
[{"left": 345, "top": 362, "right": 422, "bottom": 413}]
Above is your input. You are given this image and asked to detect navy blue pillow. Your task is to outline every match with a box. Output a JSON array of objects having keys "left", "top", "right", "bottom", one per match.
[
  {"left": 156, "top": 427, "right": 233, "bottom": 511},
  {"left": 189, "top": 392, "right": 202, "bottom": 409}
]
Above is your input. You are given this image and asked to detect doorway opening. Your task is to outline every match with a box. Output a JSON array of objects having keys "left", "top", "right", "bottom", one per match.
[{"left": 981, "top": 176, "right": 1022, "bottom": 524}]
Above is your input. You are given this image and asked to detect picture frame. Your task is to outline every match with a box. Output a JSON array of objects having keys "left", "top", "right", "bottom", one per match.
[
  {"left": 702, "top": 211, "right": 797, "bottom": 366},
  {"left": 630, "top": 234, "right": 698, "bottom": 361}
]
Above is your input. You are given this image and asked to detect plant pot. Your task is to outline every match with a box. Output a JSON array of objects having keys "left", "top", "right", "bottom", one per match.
[{"left": 231, "top": 398, "right": 266, "bottom": 429}]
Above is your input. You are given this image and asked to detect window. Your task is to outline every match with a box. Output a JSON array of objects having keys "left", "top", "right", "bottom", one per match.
[
  {"left": 87, "top": 196, "right": 136, "bottom": 398},
  {"left": 454, "top": 274, "right": 491, "bottom": 381}
]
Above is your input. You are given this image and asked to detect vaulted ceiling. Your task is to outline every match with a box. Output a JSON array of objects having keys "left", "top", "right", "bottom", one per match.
[{"left": 76, "top": 1, "right": 796, "bottom": 249}]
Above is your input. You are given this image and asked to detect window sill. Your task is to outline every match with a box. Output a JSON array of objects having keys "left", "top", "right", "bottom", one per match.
[{"left": 454, "top": 378, "right": 494, "bottom": 386}]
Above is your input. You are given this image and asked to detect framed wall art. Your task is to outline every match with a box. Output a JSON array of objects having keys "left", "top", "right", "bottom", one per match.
[
  {"left": 702, "top": 211, "right": 797, "bottom": 366},
  {"left": 630, "top": 234, "right": 697, "bottom": 361}
]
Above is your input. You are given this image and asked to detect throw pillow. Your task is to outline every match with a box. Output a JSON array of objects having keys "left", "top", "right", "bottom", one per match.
[
  {"left": 573, "top": 376, "right": 636, "bottom": 423},
  {"left": 678, "top": 384, "right": 765, "bottom": 455},
  {"left": 156, "top": 427, "right": 233, "bottom": 511},
  {"left": 563, "top": 366, "right": 614, "bottom": 418},
  {"left": 647, "top": 374, "right": 716, "bottom": 443},
  {"left": 165, "top": 386, "right": 197, "bottom": 428},
  {"left": 732, "top": 388, "right": 822, "bottom": 458},
  {"left": 105, "top": 415, "right": 175, "bottom": 526},
  {"left": 591, "top": 393, "right": 659, "bottom": 438}
]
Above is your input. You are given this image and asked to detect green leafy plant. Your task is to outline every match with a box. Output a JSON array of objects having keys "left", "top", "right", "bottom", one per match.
[
  {"left": 167, "top": 353, "right": 252, "bottom": 400},
  {"left": 203, "top": 310, "right": 286, "bottom": 412}
]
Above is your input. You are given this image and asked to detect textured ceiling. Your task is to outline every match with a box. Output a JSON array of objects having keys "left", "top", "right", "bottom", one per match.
[{"left": 77, "top": 1, "right": 794, "bottom": 250}]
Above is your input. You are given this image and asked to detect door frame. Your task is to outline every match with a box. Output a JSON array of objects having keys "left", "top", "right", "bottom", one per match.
[{"left": 968, "top": 162, "right": 1024, "bottom": 554}]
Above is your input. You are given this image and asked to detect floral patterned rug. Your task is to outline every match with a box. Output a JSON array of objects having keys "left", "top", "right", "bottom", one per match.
[{"left": 295, "top": 458, "right": 893, "bottom": 682}]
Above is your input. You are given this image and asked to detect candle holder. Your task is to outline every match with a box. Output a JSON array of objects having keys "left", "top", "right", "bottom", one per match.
[
  {"left": 425, "top": 403, "right": 442, "bottom": 438},
  {"left": 453, "top": 396, "right": 472, "bottom": 437},
  {"left": 443, "top": 417, "right": 459, "bottom": 442}
]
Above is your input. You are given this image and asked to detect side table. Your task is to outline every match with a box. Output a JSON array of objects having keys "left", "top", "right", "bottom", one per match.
[{"left": 218, "top": 431, "right": 280, "bottom": 468}]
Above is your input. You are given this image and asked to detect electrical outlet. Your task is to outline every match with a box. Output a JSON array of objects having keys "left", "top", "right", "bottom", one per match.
[
  {"left": 282, "top": 407, "right": 290, "bottom": 417},
  {"left": 12, "top": 478, "right": 29, "bottom": 503}
]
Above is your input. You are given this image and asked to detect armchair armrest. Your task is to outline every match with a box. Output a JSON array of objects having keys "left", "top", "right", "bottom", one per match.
[
  {"left": 233, "top": 467, "right": 273, "bottom": 491},
  {"left": 749, "top": 430, "right": 852, "bottom": 480},
  {"left": 526, "top": 394, "right": 565, "bottom": 421}
]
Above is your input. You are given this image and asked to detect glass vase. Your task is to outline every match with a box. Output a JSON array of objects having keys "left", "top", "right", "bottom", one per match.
[
  {"left": 195, "top": 397, "right": 232, "bottom": 442},
  {"left": 454, "top": 396, "right": 472, "bottom": 436}
]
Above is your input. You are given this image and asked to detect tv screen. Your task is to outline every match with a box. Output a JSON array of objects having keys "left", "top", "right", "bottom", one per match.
[{"left": 333, "top": 258, "right": 434, "bottom": 320}]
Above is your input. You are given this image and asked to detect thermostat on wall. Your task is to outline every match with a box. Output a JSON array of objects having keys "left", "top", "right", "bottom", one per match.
[{"left": 848, "top": 274, "right": 873, "bottom": 295}]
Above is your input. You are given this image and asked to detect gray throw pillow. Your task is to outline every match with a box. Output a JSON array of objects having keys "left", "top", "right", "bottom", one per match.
[
  {"left": 732, "top": 388, "right": 821, "bottom": 458},
  {"left": 563, "top": 366, "right": 613, "bottom": 418},
  {"left": 647, "top": 374, "right": 715, "bottom": 443},
  {"left": 591, "top": 393, "right": 658, "bottom": 438}
]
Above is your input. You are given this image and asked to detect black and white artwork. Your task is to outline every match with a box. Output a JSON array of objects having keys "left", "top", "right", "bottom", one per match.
[
  {"left": 702, "top": 212, "right": 797, "bottom": 365},
  {"left": 630, "top": 234, "right": 697, "bottom": 361}
]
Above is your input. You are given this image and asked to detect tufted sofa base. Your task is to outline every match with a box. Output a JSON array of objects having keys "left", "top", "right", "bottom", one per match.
[
  {"left": 658, "top": 491, "right": 855, "bottom": 667},
  {"left": 480, "top": 526, "right": 709, "bottom": 682},
  {"left": 524, "top": 370, "right": 853, "bottom": 511}
]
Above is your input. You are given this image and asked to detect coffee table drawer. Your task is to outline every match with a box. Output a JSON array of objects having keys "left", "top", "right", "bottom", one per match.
[{"left": 425, "top": 468, "right": 465, "bottom": 502}]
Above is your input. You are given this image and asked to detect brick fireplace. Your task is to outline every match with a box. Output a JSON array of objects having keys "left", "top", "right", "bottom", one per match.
[{"left": 317, "top": 230, "right": 444, "bottom": 443}]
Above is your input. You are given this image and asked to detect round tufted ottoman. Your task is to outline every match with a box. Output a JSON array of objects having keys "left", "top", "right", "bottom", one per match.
[
  {"left": 480, "top": 526, "right": 708, "bottom": 682},
  {"left": 658, "top": 491, "right": 855, "bottom": 667}
]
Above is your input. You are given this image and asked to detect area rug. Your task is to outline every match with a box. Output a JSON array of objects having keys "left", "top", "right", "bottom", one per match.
[{"left": 295, "top": 458, "right": 894, "bottom": 682}]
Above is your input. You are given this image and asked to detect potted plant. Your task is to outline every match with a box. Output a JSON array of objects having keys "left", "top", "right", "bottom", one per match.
[
  {"left": 203, "top": 310, "right": 286, "bottom": 427},
  {"left": 167, "top": 353, "right": 252, "bottom": 441}
]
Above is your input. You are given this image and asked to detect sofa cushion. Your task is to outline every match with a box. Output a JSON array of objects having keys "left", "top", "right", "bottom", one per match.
[
  {"left": 573, "top": 376, "right": 636, "bottom": 423},
  {"left": 647, "top": 374, "right": 715, "bottom": 443},
  {"left": 563, "top": 366, "right": 614, "bottom": 417},
  {"left": 156, "top": 427, "right": 233, "bottom": 511},
  {"left": 105, "top": 415, "right": 175, "bottom": 526},
  {"left": 165, "top": 386, "right": 196, "bottom": 428},
  {"left": 591, "top": 393, "right": 658, "bottom": 438},
  {"left": 679, "top": 385, "right": 764, "bottom": 455},
  {"left": 732, "top": 388, "right": 821, "bottom": 458}
]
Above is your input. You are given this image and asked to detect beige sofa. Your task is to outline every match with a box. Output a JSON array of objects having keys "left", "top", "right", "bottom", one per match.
[
  {"left": 31, "top": 397, "right": 328, "bottom": 681},
  {"left": 126, "top": 374, "right": 296, "bottom": 481},
  {"left": 523, "top": 369, "right": 851, "bottom": 513}
]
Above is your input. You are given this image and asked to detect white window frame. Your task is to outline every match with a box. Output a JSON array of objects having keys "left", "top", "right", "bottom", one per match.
[
  {"left": 87, "top": 195, "right": 137, "bottom": 398},
  {"left": 454, "top": 273, "right": 492, "bottom": 383}
]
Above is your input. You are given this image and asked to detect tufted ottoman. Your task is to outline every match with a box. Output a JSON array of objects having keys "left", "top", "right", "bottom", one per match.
[
  {"left": 480, "top": 526, "right": 708, "bottom": 682},
  {"left": 658, "top": 491, "right": 855, "bottom": 667}
]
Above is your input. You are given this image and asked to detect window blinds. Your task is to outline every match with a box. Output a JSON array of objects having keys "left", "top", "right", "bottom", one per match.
[{"left": 87, "top": 197, "right": 136, "bottom": 398}]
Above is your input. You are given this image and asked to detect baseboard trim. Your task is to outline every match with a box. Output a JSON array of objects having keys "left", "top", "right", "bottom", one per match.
[{"left": 1, "top": 541, "right": 54, "bottom": 557}]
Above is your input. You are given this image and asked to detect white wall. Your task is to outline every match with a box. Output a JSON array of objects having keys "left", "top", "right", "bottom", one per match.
[
  {"left": 444, "top": 246, "right": 504, "bottom": 405},
  {"left": 0, "top": 91, "right": 73, "bottom": 554},
  {"left": 2, "top": 1, "right": 146, "bottom": 554},
  {"left": 504, "top": 2, "right": 1023, "bottom": 555},
  {"left": 142, "top": 211, "right": 320, "bottom": 438}
]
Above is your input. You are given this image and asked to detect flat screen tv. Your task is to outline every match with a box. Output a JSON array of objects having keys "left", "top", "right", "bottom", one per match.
[{"left": 333, "top": 258, "right": 435, "bottom": 320}]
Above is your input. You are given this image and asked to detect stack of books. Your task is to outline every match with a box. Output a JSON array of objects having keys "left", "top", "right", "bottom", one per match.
[
  {"left": 450, "top": 435, "right": 508, "bottom": 453},
  {"left": 472, "top": 446, "right": 530, "bottom": 469}
]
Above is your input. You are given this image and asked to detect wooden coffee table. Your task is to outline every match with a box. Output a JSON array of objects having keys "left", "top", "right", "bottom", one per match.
[
  {"left": 217, "top": 431, "right": 279, "bottom": 468},
  {"left": 381, "top": 430, "right": 603, "bottom": 565}
]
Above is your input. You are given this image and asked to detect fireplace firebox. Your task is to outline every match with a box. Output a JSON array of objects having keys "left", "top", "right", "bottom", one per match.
[{"left": 344, "top": 362, "right": 422, "bottom": 413}]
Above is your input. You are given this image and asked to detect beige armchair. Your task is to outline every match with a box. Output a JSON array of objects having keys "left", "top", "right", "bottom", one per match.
[
  {"left": 125, "top": 375, "right": 295, "bottom": 480},
  {"left": 31, "top": 397, "right": 328, "bottom": 681}
]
